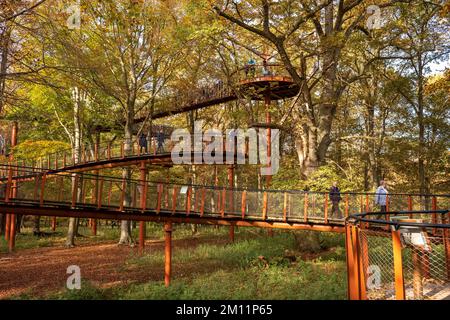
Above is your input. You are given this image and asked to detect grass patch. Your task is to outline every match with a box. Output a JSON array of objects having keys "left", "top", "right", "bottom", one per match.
[{"left": 29, "top": 228, "right": 347, "bottom": 300}]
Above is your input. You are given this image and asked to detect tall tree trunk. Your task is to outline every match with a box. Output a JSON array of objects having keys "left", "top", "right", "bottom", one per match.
[
  {"left": 0, "top": 26, "right": 11, "bottom": 229},
  {"left": 0, "top": 24, "right": 10, "bottom": 114},
  {"left": 66, "top": 87, "right": 83, "bottom": 247},
  {"left": 118, "top": 105, "right": 135, "bottom": 245}
]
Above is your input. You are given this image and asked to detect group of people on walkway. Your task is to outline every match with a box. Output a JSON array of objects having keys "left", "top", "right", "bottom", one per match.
[
  {"left": 328, "top": 180, "right": 389, "bottom": 219},
  {"left": 138, "top": 130, "right": 166, "bottom": 154},
  {"left": 244, "top": 58, "right": 273, "bottom": 78}
]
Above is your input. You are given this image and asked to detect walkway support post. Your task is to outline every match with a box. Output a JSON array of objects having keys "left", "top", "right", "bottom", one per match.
[
  {"left": 345, "top": 224, "right": 359, "bottom": 300},
  {"left": 392, "top": 229, "right": 406, "bottom": 300},
  {"left": 164, "top": 221, "right": 173, "bottom": 287},
  {"left": 228, "top": 165, "right": 235, "bottom": 242},
  {"left": 8, "top": 121, "right": 18, "bottom": 252},
  {"left": 264, "top": 92, "right": 273, "bottom": 238},
  {"left": 139, "top": 161, "right": 148, "bottom": 254},
  {"left": 92, "top": 169, "right": 99, "bottom": 236}
]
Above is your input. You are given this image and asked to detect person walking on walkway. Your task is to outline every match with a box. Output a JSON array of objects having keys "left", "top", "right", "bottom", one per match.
[
  {"left": 246, "top": 58, "right": 256, "bottom": 77},
  {"left": 329, "top": 181, "right": 342, "bottom": 219},
  {"left": 375, "top": 180, "right": 389, "bottom": 219},
  {"left": 139, "top": 132, "right": 148, "bottom": 154},
  {"left": 156, "top": 130, "right": 165, "bottom": 153}
]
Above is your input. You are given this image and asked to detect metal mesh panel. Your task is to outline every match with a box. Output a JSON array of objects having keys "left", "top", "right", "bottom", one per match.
[
  {"left": 246, "top": 191, "right": 263, "bottom": 219},
  {"left": 266, "top": 192, "right": 284, "bottom": 221},
  {"left": 402, "top": 235, "right": 450, "bottom": 300},
  {"left": 359, "top": 229, "right": 395, "bottom": 300},
  {"left": 289, "top": 193, "right": 305, "bottom": 221}
]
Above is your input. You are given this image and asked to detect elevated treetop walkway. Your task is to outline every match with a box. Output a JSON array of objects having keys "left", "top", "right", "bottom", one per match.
[
  {"left": 1, "top": 62, "right": 449, "bottom": 299},
  {"left": 98, "top": 63, "right": 300, "bottom": 131}
]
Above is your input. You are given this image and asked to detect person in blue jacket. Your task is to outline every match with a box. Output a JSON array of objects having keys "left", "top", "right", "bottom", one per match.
[{"left": 374, "top": 180, "right": 389, "bottom": 219}]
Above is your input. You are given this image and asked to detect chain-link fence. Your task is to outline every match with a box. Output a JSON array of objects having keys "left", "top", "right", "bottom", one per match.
[{"left": 347, "top": 211, "right": 450, "bottom": 300}]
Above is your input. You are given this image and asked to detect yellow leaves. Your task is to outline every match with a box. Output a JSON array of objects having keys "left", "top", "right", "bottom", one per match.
[{"left": 13, "top": 140, "right": 71, "bottom": 160}]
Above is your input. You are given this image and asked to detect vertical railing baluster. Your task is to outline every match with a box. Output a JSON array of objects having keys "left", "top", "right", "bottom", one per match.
[
  {"left": 241, "top": 190, "right": 246, "bottom": 219},
  {"left": 304, "top": 193, "right": 308, "bottom": 222},
  {"left": 262, "top": 191, "right": 268, "bottom": 220}
]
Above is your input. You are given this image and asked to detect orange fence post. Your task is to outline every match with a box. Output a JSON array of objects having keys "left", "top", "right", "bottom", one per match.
[
  {"left": 241, "top": 190, "right": 246, "bottom": 219},
  {"left": 358, "top": 227, "right": 368, "bottom": 300},
  {"left": 262, "top": 191, "right": 268, "bottom": 220},
  {"left": 94, "top": 143, "right": 99, "bottom": 161},
  {"left": 172, "top": 187, "right": 177, "bottom": 214},
  {"left": 283, "top": 192, "right": 288, "bottom": 222},
  {"left": 304, "top": 193, "right": 308, "bottom": 222},
  {"left": 186, "top": 187, "right": 192, "bottom": 216},
  {"left": 164, "top": 221, "right": 173, "bottom": 287},
  {"left": 51, "top": 217, "right": 57, "bottom": 231},
  {"left": 351, "top": 226, "right": 364, "bottom": 300},
  {"left": 324, "top": 194, "right": 328, "bottom": 224},
  {"left": 408, "top": 195, "right": 413, "bottom": 218},
  {"left": 221, "top": 188, "right": 226, "bottom": 217},
  {"left": 9, "top": 212, "right": 16, "bottom": 252},
  {"left": 345, "top": 225, "right": 359, "bottom": 300},
  {"left": 392, "top": 229, "right": 406, "bottom": 300}
]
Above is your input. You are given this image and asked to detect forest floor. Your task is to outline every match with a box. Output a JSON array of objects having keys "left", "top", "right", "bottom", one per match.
[{"left": 0, "top": 223, "right": 347, "bottom": 300}]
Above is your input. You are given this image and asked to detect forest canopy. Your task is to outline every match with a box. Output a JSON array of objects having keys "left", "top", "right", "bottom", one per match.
[{"left": 0, "top": 0, "right": 449, "bottom": 195}]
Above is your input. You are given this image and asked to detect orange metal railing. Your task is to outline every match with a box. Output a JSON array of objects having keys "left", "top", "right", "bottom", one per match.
[{"left": 1, "top": 168, "right": 448, "bottom": 227}]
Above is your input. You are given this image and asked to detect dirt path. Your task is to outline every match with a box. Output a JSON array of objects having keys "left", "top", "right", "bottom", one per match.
[
  {"left": 0, "top": 234, "right": 231, "bottom": 300},
  {"left": 0, "top": 240, "right": 168, "bottom": 299}
]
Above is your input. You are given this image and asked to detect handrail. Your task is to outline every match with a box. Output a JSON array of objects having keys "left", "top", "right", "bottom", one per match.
[
  {"left": 1, "top": 164, "right": 449, "bottom": 199},
  {"left": 346, "top": 210, "right": 450, "bottom": 229}
]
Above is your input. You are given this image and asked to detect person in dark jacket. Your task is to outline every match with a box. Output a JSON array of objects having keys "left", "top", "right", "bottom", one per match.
[
  {"left": 139, "top": 132, "right": 148, "bottom": 154},
  {"left": 329, "top": 181, "right": 342, "bottom": 219},
  {"left": 156, "top": 130, "right": 165, "bottom": 153}
]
